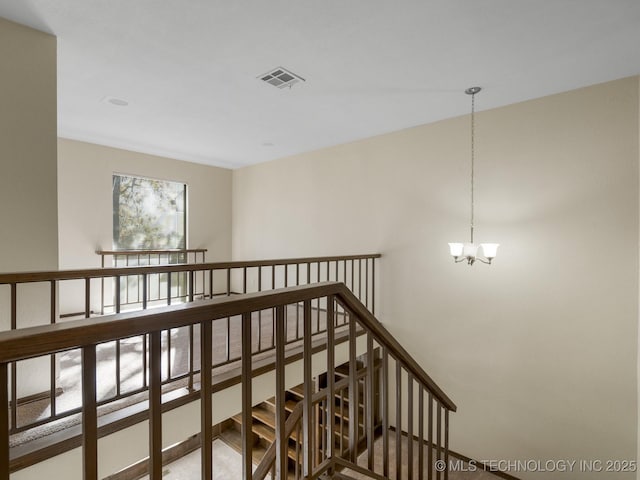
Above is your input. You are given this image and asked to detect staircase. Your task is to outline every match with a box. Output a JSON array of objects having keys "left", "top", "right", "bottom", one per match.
[
  {"left": 220, "top": 386, "right": 303, "bottom": 476},
  {"left": 0, "top": 264, "right": 457, "bottom": 480},
  {"left": 220, "top": 355, "right": 379, "bottom": 479}
]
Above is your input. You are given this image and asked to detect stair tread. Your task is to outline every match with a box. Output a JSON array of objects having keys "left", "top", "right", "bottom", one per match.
[
  {"left": 252, "top": 405, "right": 277, "bottom": 429},
  {"left": 334, "top": 357, "right": 382, "bottom": 378},
  {"left": 232, "top": 413, "right": 302, "bottom": 446},
  {"left": 251, "top": 406, "right": 302, "bottom": 442},
  {"left": 289, "top": 384, "right": 305, "bottom": 399},
  {"left": 264, "top": 397, "right": 299, "bottom": 413}
]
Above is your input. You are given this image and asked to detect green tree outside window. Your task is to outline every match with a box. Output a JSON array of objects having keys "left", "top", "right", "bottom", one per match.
[{"left": 113, "top": 174, "right": 186, "bottom": 250}]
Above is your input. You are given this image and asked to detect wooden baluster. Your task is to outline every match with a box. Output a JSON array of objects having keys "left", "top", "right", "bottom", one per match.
[
  {"left": 113, "top": 278, "right": 121, "bottom": 398},
  {"left": 444, "top": 409, "right": 449, "bottom": 480},
  {"left": 366, "top": 334, "right": 375, "bottom": 471},
  {"left": 10, "top": 284, "right": 16, "bottom": 434},
  {"left": 243, "top": 267, "right": 247, "bottom": 294},
  {"left": 272, "top": 265, "right": 276, "bottom": 290},
  {"left": 208, "top": 269, "right": 213, "bottom": 300},
  {"left": 408, "top": 374, "right": 414, "bottom": 480},
  {"left": 188, "top": 270, "right": 195, "bottom": 392},
  {"left": 271, "top": 267, "right": 278, "bottom": 348},
  {"left": 142, "top": 273, "right": 148, "bottom": 310},
  {"left": 125, "top": 257, "right": 130, "bottom": 307},
  {"left": 166, "top": 329, "right": 173, "bottom": 381},
  {"left": 115, "top": 276, "right": 121, "bottom": 313},
  {"left": 166, "top": 272, "right": 172, "bottom": 306},
  {"left": 428, "top": 393, "right": 433, "bottom": 480},
  {"left": 340, "top": 389, "right": 345, "bottom": 455},
  {"left": 372, "top": 258, "right": 376, "bottom": 315},
  {"left": 326, "top": 296, "right": 335, "bottom": 474},
  {"left": 226, "top": 317, "right": 231, "bottom": 362},
  {"left": 275, "top": 305, "right": 286, "bottom": 478},
  {"left": 1, "top": 363, "right": 9, "bottom": 480},
  {"left": 82, "top": 345, "right": 98, "bottom": 480},
  {"left": 50, "top": 280, "right": 57, "bottom": 417},
  {"left": 365, "top": 258, "right": 369, "bottom": 309},
  {"left": 226, "top": 268, "right": 232, "bottom": 361},
  {"left": 436, "top": 403, "right": 442, "bottom": 480},
  {"left": 382, "top": 348, "right": 389, "bottom": 478},
  {"left": 149, "top": 331, "right": 162, "bottom": 480},
  {"left": 351, "top": 260, "right": 355, "bottom": 295},
  {"left": 116, "top": 337, "right": 121, "bottom": 396},
  {"left": 201, "top": 262, "right": 206, "bottom": 297},
  {"left": 303, "top": 300, "right": 313, "bottom": 477},
  {"left": 316, "top": 263, "right": 321, "bottom": 333},
  {"left": 419, "top": 388, "right": 424, "bottom": 480},
  {"left": 348, "top": 316, "right": 357, "bottom": 462},
  {"left": 258, "top": 267, "right": 262, "bottom": 351},
  {"left": 343, "top": 260, "right": 347, "bottom": 288},
  {"left": 271, "top": 266, "right": 276, "bottom": 349},
  {"left": 320, "top": 398, "right": 326, "bottom": 462},
  {"left": 100, "top": 254, "right": 106, "bottom": 315},
  {"left": 241, "top": 312, "right": 252, "bottom": 480},
  {"left": 295, "top": 264, "right": 300, "bottom": 340},
  {"left": 85, "top": 278, "right": 91, "bottom": 318},
  {"left": 189, "top": 324, "right": 195, "bottom": 392},
  {"left": 358, "top": 259, "right": 362, "bottom": 301},
  {"left": 396, "top": 362, "right": 402, "bottom": 480},
  {"left": 296, "top": 421, "right": 301, "bottom": 480},
  {"left": 200, "top": 321, "right": 212, "bottom": 480}
]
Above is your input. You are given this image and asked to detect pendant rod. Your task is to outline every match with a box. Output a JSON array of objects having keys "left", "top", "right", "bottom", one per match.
[{"left": 465, "top": 86, "right": 481, "bottom": 244}]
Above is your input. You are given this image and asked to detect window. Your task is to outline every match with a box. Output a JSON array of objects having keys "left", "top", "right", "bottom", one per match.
[{"left": 112, "top": 174, "right": 186, "bottom": 250}]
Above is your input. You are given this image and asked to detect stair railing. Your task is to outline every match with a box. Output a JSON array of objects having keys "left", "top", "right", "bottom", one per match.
[
  {"left": 0, "top": 254, "right": 379, "bottom": 440},
  {"left": 252, "top": 285, "right": 457, "bottom": 480},
  {"left": 96, "top": 248, "right": 208, "bottom": 268},
  {"left": 96, "top": 248, "right": 209, "bottom": 315},
  {"left": 0, "top": 281, "right": 454, "bottom": 480}
]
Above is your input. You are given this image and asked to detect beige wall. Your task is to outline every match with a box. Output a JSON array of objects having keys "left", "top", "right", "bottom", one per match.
[
  {"left": 233, "top": 77, "right": 640, "bottom": 478},
  {"left": 0, "top": 17, "right": 58, "bottom": 398},
  {"left": 0, "top": 18, "right": 58, "bottom": 272},
  {"left": 58, "top": 138, "right": 232, "bottom": 270}
]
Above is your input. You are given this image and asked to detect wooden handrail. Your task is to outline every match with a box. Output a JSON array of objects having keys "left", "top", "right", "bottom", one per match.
[
  {"left": 0, "top": 280, "right": 455, "bottom": 411},
  {"left": 0, "top": 254, "right": 381, "bottom": 284},
  {"left": 0, "top": 283, "right": 339, "bottom": 363}
]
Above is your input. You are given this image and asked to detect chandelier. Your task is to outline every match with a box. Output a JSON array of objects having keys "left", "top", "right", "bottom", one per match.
[{"left": 448, "top": 87, "right": 499, "bottom": 265}]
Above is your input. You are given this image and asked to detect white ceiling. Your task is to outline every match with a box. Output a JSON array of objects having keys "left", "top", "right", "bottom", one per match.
[{"left": 1, "top": 1, "right": 639, "bottom": 169}]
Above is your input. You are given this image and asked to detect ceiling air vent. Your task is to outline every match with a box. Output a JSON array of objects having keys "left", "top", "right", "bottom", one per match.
[{"left": 259, "top": 67, "right": 305, "bottom": 89}]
